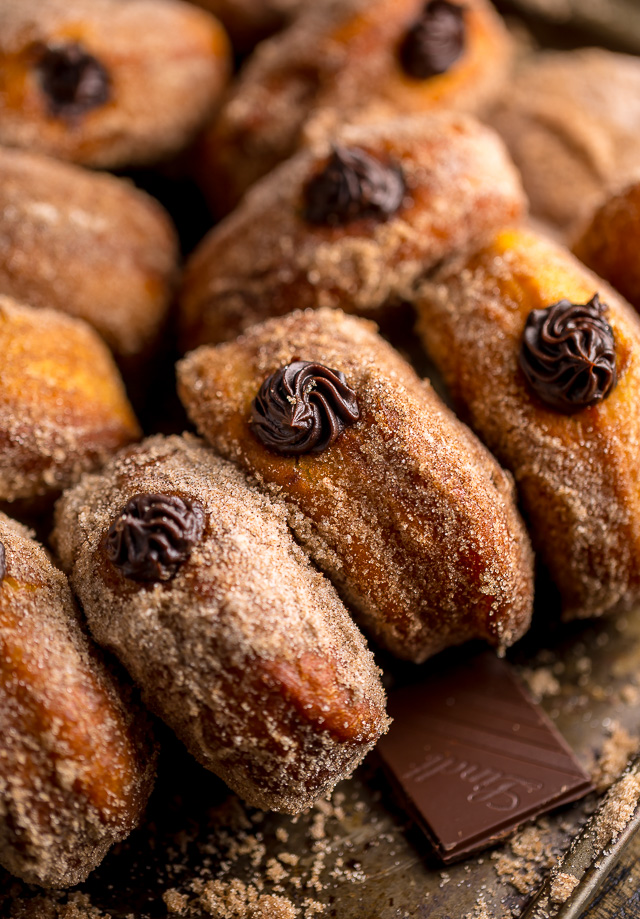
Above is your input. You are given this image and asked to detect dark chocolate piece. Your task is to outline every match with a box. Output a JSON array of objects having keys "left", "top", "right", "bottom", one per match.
[
  {"left": 251, "top": 361, "right": 360, "bottom": 456},
  {"left": 303, "top": 147, "right": 405, "bottom": 226},
  {"left": 519, "top": 293, "right": 617, "bottom": 412},
  {"left": 377, "top": 654, "right": 594, "bottom": 863},
  {"left": 0, "top": 542, "right": 5, "bottom": 582},
  {"left": 36, "top": 43, "right": 111, "bottom": 118},
  {"left": 399, "top": 0, "right": 466, "bottom": 80},
  {"left": 106, "top": 494, "right": 205, "bottom": 583}
]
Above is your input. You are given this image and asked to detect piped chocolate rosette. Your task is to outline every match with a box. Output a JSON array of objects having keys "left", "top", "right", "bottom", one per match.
[
  {"left": 416, "top": 227, "right": 640, "bottom": 621},
  {"left": 251, "top": 361, "right": 360, "bottom": 455},
  {"left": 519, "top": 294, "right": 617, "bottom": 412}
]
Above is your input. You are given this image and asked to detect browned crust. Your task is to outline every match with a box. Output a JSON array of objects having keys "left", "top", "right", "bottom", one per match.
[
  {"left": 0, "top": 512, "right": 156, "bottom": 888},
  {"left": 0, "top": 295, "right": 140, "bottom": 506},
  {"left": 573, "top": 181, "right": 640, "bottom": 313},
  {"left": 0, "top": 0, "right": 231, "bottom": 168},
  {"left": 0, "top": 147, "right": 178, "bottom": 361},
  {"left": 53, "top": 434, "right": 389, "bottom": 814},
  {"left": 180, "top": 113, "right": 525, "bottom": 351},
  {"left": 198, "top": 0, "right": 512, "bottom": 212},
  {"left": 415, "top": 227, "right": 640, "bottom": 620},
  {"left": 489, "top": 48, "right": 640, "bottom": 232},
  {"left": 177, "top": 308, "right": 534, "bottom": 663}
]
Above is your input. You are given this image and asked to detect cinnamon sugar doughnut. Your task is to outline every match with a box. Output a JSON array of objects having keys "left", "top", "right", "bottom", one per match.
[
  {"left": 0, "top": 512, "right": 155, "bottom": 887},
  {"left": 177, "top": 309, "right": 534, "bottom": 663},
  {"left": 180, "top": 113, "right": 525, "bottom": 350},
  {"left": 198, "top": 0, "right": 512, "bottom": 212},
  {"left": 0, "top": 147, "right": 178, "bottom": 366},
  {"left": 573, "top": 181, "right": 640, "bottom": 315},
  {"left": 0, "top": 296, "right": 140, "bottom": 509},
  {"left": 416, "top": 227, "right": 640, "bottom": 620},
  {"left": 54, "top": 434, "right": 389, "bottom": 814},
  {"left": 489, "top": 49, "right": 640, "bottom": 232},
  {"left": 0, "top": 0, "right": 230, "bottom": 168}
]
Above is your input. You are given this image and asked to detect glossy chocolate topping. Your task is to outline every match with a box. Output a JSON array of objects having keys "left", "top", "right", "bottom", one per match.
[
  {"left": 0, "top": 542, "right": 5, "bottom": 582},
  {"left": 106, "top": 494, "right": 205, "bottom": 582},
  {"left": 519, "top": 294, "right": 617, "bottom": 412},
  {"left": 36, "top": 43, "right": 111, "bottom": 117},
  {"left": 251, "top": 361, "right": 360, "bottom": 455},
  {"left": 303, "top": 147, "right": 405, "bottom": 226},
  {"left": 400, "top": 0, "right": 466, "bottom": 80}
]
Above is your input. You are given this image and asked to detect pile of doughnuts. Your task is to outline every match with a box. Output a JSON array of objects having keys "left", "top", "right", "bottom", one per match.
[{"left": 2, "top": 0, "right": 640, "bottom": 894}]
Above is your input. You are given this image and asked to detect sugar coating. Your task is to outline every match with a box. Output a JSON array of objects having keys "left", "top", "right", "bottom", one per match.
[
  {"left": 181, "top": 112, "right": 525, "bottom": 350},
  {"left": 416, "top": 227, "right": 640, "bottom": 619},
  {"left": 201, "top": 0, "right": 512, "bottom": 209},
  {"left": 54, "top": 434, "right": 389, "bottom": 814},
  {"left": 0, "top": 295, "right": 140, "bottom": 506},
  {"left": 489, "top": 48, "right": 640, "bottom": 231},
  {"left": 0, "top": 511, "right": 156, "bottom": 888},
  {"left": 177, "top": 308, "right": 534, "bottom": 663},
  {"left": 0, "top": 147, "right": 178, "bottom": 360},
  {"left": 0, "top": 0, "right": 230, "bottom": 169},
  {"left": 573, "top": 180, "right": 640, "bottom": 314}
]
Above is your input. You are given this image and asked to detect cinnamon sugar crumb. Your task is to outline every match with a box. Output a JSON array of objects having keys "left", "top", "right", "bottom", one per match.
[{"left": 592, "top": 723, "right": 639, "bottom": 792}]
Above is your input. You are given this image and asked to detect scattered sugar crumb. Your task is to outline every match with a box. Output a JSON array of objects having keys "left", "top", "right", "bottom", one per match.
[
  {"left": 549, "top": 871, "right": 579, "bottom": 904},
  {"left": 521, "top": 667, "right": 561, "bottom": 701},
  {"left": 592, "top": 723, "right": 639, "bottom": 792}
]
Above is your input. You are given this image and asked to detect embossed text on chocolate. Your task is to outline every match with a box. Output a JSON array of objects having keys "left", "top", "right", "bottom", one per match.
[{"left": 403, "top": 749, "right": 543, "bottom": 812}]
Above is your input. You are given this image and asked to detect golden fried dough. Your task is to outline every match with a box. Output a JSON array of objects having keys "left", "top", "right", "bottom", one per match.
[
  {"left": 416, "top": 228, "right": 640, "bottom": 620},
  {"left": 0, "top": 512, "right": 155, "bottom": 887},
  {"left": 177, "top": 309, "right": 534, "bottom": 663},
  {"left": 0, "top": 296, "right": 140, "bottom": 508},
  {"left": 0, "top": 0, "right": 230, "bottom": 168},
  {"left": 180, "top": 113, "right": 525, "bottom": 350},
  {"left": 573, "top": 181, "right": 640, "bottom": 315},
  {"left": 198, "top": 0, "right": 512, "bottom": 211},
  {"left": 0, "top": 147, "right": 178, "bottom": 365},
  {"left": 54, "top": 435, "right": 389, "bottom": 813},
  {"left": 489, "top": 49, "right": 640, "bottom": 231}
]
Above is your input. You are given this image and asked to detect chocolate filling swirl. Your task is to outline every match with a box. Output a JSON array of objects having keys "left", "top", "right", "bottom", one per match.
[
  {"left": 251, "top": 361, "right": 360, "bottom": 455},
  {"left": 36, "top": 43, "right": 111, "bottom": 117},
  {"left": 106, "top": 494, "right": 205, "bottom": 582},
  {"left": 519, "top": 294, "right": 617, "bottom": 412},
  {"left": 400, "top": 0, "right": 466, "bottom": 80},
  {"left": 304, "top": 146, "right": 405, "bottom": 226}
]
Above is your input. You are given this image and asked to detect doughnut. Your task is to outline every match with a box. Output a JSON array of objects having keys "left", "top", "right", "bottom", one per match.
[
  {"left": 181, "top": 113, "right": 525, "bottom": 350},
  {"left": 177, "top": 308, "right": 534, "bottom": 663},
  {"left": 573, "top": 181, "right": 640, "bottom": 315},
  {"left": 198, "top": 0, "right": 512, "bottom": 212},
  {"left": 0, "top": 147, "right": 178, "bottom": 368},
  {"left": 53, "top": 434, "right": 389, "bottom": 814},
  {"left": 415, "top": 227, "right": 640, "bottom": 620},
  {"left": 0, "top": 511, "right": 155, "bottom": 887},
  {"left": 489, "top": 49, "right": 640, "bottom": 232},
  {"left": 0, "top": 0, "right": 231, "bottom": 169},
  {"left": 0, "top": 295, "right": 140, "bottom": 509}
]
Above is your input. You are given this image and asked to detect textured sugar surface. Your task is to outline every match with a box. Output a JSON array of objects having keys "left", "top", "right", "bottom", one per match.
[
  {"left": 417, "top": 229, "right": 640, "bottom": 620},
  {"left": 0, "top": 511, "right": 154, "bottom": 887}
]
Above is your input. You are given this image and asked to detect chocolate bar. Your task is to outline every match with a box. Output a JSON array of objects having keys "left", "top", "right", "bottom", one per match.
[{"left": 377, "top": 654, "right": 594, "bottom": 863}]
